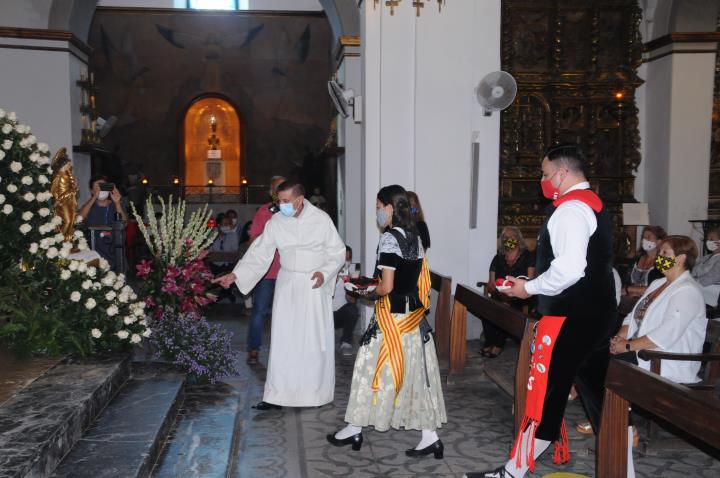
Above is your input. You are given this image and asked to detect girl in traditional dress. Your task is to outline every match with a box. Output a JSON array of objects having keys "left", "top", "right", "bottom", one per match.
[{"left": 326, "top": 185, "right": 447, "bottom": 457}]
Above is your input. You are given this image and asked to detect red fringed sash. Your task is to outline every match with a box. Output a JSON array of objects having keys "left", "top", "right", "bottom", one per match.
[{"left": 510, "top": 315, "right": 570, "bottom": 472}]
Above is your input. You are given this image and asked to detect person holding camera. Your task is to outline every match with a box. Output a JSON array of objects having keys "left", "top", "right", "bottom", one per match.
[{"left": 78, "top": 175, "right": 128, "bottom": 269}]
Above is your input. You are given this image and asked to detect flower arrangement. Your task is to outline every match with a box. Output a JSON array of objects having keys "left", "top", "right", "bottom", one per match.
[
  {"left": 0, "top": 108, "right": 149, "bottom": 356},
  {"left": 132, "top": 195, "right": 217, "bottom": 317},
  {"left": 148, "top": 311, "right": 240, "bottom": 383}
]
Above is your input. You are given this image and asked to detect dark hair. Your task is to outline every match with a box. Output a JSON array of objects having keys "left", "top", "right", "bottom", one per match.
[
  {"left": 377, "top": 185, "right": 418, "bottom": 235},
  {"left": 216, "top": 213, "right": 226, "bottom": 224},
  {"left": 543, "top": 143, "right": 586, "bottom": 175},
  {"left": 661, "top": 235, "right": 698, "bottom": 271},
  {"left": 277, "top": 179, "right": 305, "bottom": 197},
  {"left": 345, "top": 245, "right": 352, "bottom": 253},
  {"left": 226, "top": 209, "right": 238, "bottom": 216},
  {"left": 89, "top": 174, "right": 109, "bottom": 190}
]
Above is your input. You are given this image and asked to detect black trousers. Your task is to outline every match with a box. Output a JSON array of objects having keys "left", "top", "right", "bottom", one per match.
[
  {"left": 534, "top": 314, "right": 618, "bottom": 442},
  {"left": 482, "top": 319, "right": 509, "bottom": 348},
  {"left": 334, "top": 303, "right": 360, "bottom": 344}
]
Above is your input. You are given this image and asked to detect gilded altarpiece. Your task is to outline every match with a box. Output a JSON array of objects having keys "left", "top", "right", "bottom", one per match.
[
  {"left": 708, "top": 14, "right": 720, "bottom": 220},
  {"left": 499, "top": 0, "right": 643, "bottom": 235}
]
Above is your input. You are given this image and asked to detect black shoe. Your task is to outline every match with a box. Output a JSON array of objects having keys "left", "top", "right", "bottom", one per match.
[
  {"left": 405, "top": 439, "right": 444, "bottom": 459},
  {"left": 326, "top": 432, "right": 363, "bottom": 451},
  {"left": 252, "top": 401, "right": 282, "bottom": 410},
  {"left": 463, "top": 466, "right": 515, "bottom": 478}
]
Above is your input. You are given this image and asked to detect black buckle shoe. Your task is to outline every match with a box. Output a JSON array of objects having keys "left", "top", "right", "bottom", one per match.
[
  {"left": 463, "top": 466, "right": 515, "bottom": 478},
  {"left": 326, "top": 432, "right": 363, "bottom": 451},
  {"left": 405, "top": 439, "right": 444, "bottom": 459},
  {"left": 252, "top": 401, "right": 282, "bottom": 410}
]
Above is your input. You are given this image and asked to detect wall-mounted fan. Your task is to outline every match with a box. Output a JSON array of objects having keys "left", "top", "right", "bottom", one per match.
[
  {"left": 476, "top": 71, "right": 517, "bottom": 116},
  {"left": 328, "top": 80, "right": 362, "bottom": 123}
]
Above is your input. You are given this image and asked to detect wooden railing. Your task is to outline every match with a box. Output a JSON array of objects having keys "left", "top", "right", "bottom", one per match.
[
  {"left": 448, "top": 284, "right": 535, "bottom": 435},
  {"left": 429, "top": 270, "right": 453, "bottom": 367},
  {"left": 597, "top": 360, "right": 720, "bottom": 476}
]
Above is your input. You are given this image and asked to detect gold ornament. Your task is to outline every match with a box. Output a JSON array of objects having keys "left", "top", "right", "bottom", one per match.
[{"left": 50, "top": 147, "right": 78, "bottom": 242}]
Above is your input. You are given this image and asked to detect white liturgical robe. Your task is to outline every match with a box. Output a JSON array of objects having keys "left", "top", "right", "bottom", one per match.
[{"left": 232, "top": 200, "right": 346, "bottom": 406}]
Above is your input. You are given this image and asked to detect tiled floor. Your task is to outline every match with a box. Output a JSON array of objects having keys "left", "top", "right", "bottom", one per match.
[{"left": 209, "top": 304, "right": 720, "bottom": 478}]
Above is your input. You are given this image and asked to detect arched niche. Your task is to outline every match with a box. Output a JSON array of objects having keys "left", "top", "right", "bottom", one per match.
[{"left": 182, "top": 96, "right": 242, "bottom": 191}]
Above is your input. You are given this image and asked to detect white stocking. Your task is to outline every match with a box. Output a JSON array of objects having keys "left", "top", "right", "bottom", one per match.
[
  {"left": 415, "top": 429, "right": 439, "bottom": 449},
  {"left": 627, "top": 426, "right": 636, "bottom": 478},
  {"left": 334, "top": 424, "right": 362, "bottom": 440},
  {"left": 503, "top": 426, "right": 550, "bottom": 478}
]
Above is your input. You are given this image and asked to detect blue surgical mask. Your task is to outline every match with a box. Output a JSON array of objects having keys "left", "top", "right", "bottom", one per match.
[
  {"left": 279, "top": 202, "right": 296, "bottom": 217},
  {"left": 376, "top": 208, "right": 388, "bottom": 228}
]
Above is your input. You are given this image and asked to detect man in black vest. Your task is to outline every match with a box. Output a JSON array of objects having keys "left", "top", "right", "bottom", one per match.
[{"left": 465, "top": 145, "right": 625, "bottom": 478}]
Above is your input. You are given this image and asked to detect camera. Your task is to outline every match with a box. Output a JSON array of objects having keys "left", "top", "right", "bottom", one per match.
[{"left": 100, "top": 182, "right": 115, "bottom": 192}]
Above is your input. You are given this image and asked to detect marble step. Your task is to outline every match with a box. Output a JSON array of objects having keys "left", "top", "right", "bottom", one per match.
[
  {"left": 151, "top": 381, "right": 245, "bottom": 478},
  {"left": 0, "top": 355, "right": 131, "bottom": 478},
  {"left": 50, "top": 362, "right": 185, "bottom": 478}
]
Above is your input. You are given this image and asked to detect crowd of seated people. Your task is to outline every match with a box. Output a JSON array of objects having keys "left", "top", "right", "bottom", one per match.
[{"left": 692, "top": 227, "right": 720, "bottom": 307}]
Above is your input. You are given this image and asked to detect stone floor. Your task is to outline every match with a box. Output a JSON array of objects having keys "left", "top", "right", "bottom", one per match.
[{"left": 206, "top": 304, "right": 720, "bottom": 478}]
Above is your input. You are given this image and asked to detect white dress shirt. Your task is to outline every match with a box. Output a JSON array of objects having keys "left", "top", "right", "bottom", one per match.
[
  {"left": 525, "top": 182, "right": 596, "bottom": 297},
  {"left": 623, "top": 271, "right": 707, "bottom": 383}
]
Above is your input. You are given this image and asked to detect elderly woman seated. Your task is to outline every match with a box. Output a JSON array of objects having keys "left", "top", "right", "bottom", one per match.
[
  {"left": 610, "top": 235, "right": 707, "bottom": 383},
  {"left": 692, "top": 227, "right": 720, "bottom": 307}
]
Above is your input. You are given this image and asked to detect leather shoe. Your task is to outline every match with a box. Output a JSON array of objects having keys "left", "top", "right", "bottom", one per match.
[
  {"left": 405, "top": 439, "right": 443, "bottom": 459},
  {"left": 247, "top": 350, "right": 258, "bottom": 365},
  {"left": 326, "top": 432, "right": 363, "bottom": 451},
  {"left": 463, "top": 466, "right": 515, "bottom": 478},
  {"left": 252, "top": 401, "right": 282, "bottom": 410}
]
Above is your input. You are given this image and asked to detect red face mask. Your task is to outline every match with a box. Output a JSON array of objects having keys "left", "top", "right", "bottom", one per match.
[{"left": 540, "top": 170, "right": 561, "bottom": 200}]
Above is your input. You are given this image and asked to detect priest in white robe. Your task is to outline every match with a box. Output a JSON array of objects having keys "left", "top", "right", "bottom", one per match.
[{"left": 213, "top": 180, "right": 346, "bottom": 408}]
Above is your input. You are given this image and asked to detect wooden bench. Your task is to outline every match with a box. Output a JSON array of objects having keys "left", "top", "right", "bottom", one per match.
[
  {"left": 429, "top": 270, "right": 453, "bottom": 367},
  {"left": 448, "top": 284, "right": 535, "bottom": 434},
  {"left": 636, "top": 319, "right": 720, "bottom": 451},
  {"left": 598, "top": 360, "right": 720, "bottom": 476}
]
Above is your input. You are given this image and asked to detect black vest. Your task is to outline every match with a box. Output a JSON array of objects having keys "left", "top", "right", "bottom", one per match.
[
  {"left": 535, "top": 199, "right": 617, "bottom": 324},
  {"left": 374, "top": 229, "right": 423, "bottom": 314}
]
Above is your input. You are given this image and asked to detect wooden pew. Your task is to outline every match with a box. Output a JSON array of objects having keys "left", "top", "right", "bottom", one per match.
[
  {"left": 597, "top": 360, "right": 720, "bottom": 477},
  {"left": 429, "top": 270, "right": 453, "bottom": 366},
  {"left": 448, "top": 284, "right": 535, "bottom": 434}
]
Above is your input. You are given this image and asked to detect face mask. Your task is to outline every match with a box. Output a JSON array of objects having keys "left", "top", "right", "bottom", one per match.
[
  {"left": 540, "top": 170, "right": 561, "bottom": 200},
  {"left": 230, "top": 218, "right": 238, "bottom": 227},
  {"left": 220, "top": 226, "right": 232, "bottom": 233},
  {"left": 279, "top": 202, "right": 296, "bottom": 217},
  {"left": 707, "top": 240, "right": 719, "bottom": 252},
  {"left": 410, "top": 207, "right": 418, "bottom": 215},
  {"left": 502, "top": 238, "right": 518, "bottom": 251},
  {"left": 376, "top": 208, "right": 389, "bottom": 228},
  {"left": 98, "top": 191, "right": 109, "bottom": 200},
  {"left": 641, "top": 239, "right": 657, "bottom": 252},
  {"left": 654, "top": 254, "right": 676, "bottom": 273}
]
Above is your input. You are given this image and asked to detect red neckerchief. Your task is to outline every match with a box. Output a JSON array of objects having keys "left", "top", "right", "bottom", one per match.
[{"left": 553, "top": 188, "right": 603, "bottom": 213}]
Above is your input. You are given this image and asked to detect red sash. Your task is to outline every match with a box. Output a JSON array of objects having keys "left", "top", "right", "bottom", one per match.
[
  {"left": 553, "top": 188, "right": 603, "bottom": 213},
  {"left": 510, "top": 316, "right": 570, "bottom": 472}
]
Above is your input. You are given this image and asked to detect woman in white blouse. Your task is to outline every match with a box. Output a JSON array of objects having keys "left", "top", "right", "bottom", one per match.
[{"left": 610, "top": 235, "right": 707, "bottom": 383}]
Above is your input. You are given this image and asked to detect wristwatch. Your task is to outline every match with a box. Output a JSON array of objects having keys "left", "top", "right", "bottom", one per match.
[{"left": 625, "top": 340, "right": 632, "bottom": 351}]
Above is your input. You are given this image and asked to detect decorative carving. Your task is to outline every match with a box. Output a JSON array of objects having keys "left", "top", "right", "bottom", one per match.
[
  {"left": 708, "top": 12, "right": 720, "bottom": 219},
  {"left": 500, "top": 0, "right": 643, "bottom": 235}
]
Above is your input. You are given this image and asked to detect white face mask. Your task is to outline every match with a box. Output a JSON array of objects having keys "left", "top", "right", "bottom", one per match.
[
  {"left": 220, "top": 226, "right": 232, "bottom": 234},
  {"left": 98, "top": 191, "right": 109, "bottom": 200},
  {"left": 707, "top": 240, "right": 719, "bottom": 252},
  {"left": 641, "top": 239, "right": 657, "bottom": 252}
]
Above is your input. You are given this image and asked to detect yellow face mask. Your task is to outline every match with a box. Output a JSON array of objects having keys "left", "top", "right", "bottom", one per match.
[
  {"left": 654, "top": 254, "right": 676, "bottom": 273},
  {"left": 502, "top": 238, "right": 519, "bottom": 251}
]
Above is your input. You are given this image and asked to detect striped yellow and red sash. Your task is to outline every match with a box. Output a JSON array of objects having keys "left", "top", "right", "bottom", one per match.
[{"left": 371, "top": 258, "right": 431, "bottom": 398}]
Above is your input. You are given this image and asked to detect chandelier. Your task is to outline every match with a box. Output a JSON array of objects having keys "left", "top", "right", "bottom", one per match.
[{"left": 374, "top": 0, "right": 446, "bottom": 17}]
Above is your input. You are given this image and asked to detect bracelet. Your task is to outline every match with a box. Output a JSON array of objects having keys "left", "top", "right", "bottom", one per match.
[{"left": 625, "top": 339, "right": 632, "bottom": 351}]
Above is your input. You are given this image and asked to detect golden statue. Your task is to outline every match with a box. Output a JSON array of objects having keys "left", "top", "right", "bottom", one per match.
[{"left": 50, "top": 148, "right": 78, "bottom": 242}]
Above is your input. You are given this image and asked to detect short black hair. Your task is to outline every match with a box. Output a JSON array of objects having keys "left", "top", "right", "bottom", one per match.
[
  {"left": 543, "top": 143, "right": 586, "bottom": 175},
  {"left": 345, "top": 245, "right": 352, "bottom": 253},
  {"left": 277, "top": 179, "right": 305, "bottom": 197},
  {"left": 89, "top": 174, "right": 109, "bottom": 189}
]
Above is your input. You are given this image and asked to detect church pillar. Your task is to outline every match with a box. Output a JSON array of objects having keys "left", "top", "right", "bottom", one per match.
[
  {"left": 639, "top": 34, "right": 717, "bottom": 239},
  {"left": 0, "top": 29, "right": 90, "bottom": 202}
]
